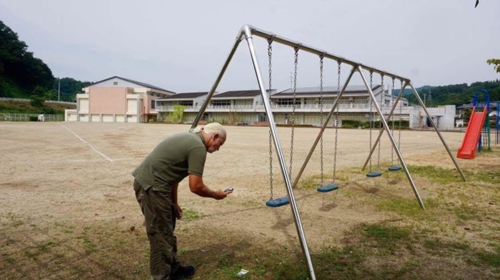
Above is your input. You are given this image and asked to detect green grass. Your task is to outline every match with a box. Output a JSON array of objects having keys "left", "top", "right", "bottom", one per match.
[
  {"left": 477, "top": 248, "right": 500, "bottom": 267},
  {"left": 37, "top": 240, "right": 56, "bottom": 252},
  {"left": 182, "top": 208, "right": 203, "bottom": 222},
  {"left": 376, "top": 197, "right": 439, "bottom": 220},
  {"left": 407, "top": 165, "right": 464, "bottom": 184},
  {"left": 298, "top": 174, "right": 323, "bottom": 190},
  {"left": 363, "top": 224, "right": 411, "bottom": 251}
]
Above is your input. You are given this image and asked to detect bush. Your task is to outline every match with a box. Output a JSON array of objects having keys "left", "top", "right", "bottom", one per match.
[
  {"left": 167, "top": 105, "right": 185, "bottom": 123},
  {"left": 29, "top": 116, "right": 38, "bottom": 121},
  {"left": 341, "top": 119, "right": 409, "bottom": 129},
  {"left": 30, "top": 95, "right": 44, "bottom": 107}
]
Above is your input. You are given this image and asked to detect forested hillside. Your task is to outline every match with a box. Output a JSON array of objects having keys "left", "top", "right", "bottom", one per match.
[
  {"left": 0, "top": 20, "right": 53, "bottom": 98},
  {"left": 54, "top": 78, "right": 92, "bottom": 102},
  {"left": 394, "top": 80, "right": 500, "bottom": 106},
  {"left": 0, "top": 20, "right": 91, "bottom": 102}
]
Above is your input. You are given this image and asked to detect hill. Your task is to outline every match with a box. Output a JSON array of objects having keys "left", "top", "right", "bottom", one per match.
[
  {"left": 0, "top": 20, "right": 53, "bottom": 98},
  {"left": 394, "top": 81, "right": 500, "bottom": 106},
  {"left": 0, "top": 20, "right": 91, "bottom": 102}
]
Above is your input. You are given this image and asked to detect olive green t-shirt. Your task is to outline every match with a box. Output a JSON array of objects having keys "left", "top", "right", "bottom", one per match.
[{"left": 132, "top": 132, "right": 207, "bottom": 191}]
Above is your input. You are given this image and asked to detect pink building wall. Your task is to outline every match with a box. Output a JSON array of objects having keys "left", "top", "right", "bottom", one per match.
[
  {"left": 144, "top": 94, "right": 159, "bottom": 115},
  {"left": 89, "top": 87, "right": 129, "bottom": 114}
]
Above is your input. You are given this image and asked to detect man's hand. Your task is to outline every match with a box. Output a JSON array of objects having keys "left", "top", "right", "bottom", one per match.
[
  {"left": 212, "top": 189, "right": 232, "bottom": 200},
  {"left": 174, "top": 204, "right": 183, "bottom": 219}
]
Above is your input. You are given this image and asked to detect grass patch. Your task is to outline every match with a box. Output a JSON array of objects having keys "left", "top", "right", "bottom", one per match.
[
  {"left": 182, "top": 209, "right": 203, "bottom": 222},
  {"left": 363, "top": 224, "right": 411, "bottom": 245},
  {"left": 37, "top": 240, "right": 56, "bottom": 252},
  {"left": 477, "top": 250, "right": 500, "bottom": 267},
  {"left": 454, "top": 202, "right": 480, "bottom": 221},
  {"left": 6, "top": 212, "right": 24, "bottom": 228},
  {"left": 408, "top": 165, "right": 464, "bottom": 184},
  {"left": 376, "top": 197, "right": 438, "bottom": 220},
  {"left": 299, "top": 174, "right": 323, "bottom": 190},
  {"left": 423, "top": 238, "right": 469, "bottom": 252}
]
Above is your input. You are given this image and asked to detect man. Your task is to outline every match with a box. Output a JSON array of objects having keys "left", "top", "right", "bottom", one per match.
[{"left": 133, "top": 122, "right": 231, "bottom": 280}]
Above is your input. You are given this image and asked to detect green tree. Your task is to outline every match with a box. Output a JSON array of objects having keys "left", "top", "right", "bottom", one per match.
[
  {"left": 54, "top": 77, "right": 92, "bottom": 101},
  {"left": 168, "top": 105, "right": 185, "bottom": 123},
  {"left": 487, "top": 59, "right": 500, "bottom": 73},
  {"left": 0, "top": 20, "right": 54, "bottom": 97}
]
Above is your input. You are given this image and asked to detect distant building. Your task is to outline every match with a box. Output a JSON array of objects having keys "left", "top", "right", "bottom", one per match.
[
  {"left": 157, "top": 85, "right": 415, "bottom": 127},
  {"left": 65, "top": 76, "right": 175, "bottom": 123}
]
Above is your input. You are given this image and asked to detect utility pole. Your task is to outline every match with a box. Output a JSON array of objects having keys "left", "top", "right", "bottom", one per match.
[{"left": 58, "top": 78, "right": 61, "bottom": 101}]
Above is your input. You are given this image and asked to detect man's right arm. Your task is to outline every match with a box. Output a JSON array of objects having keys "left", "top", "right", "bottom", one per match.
[{"left": 189, "top": 174, "right": 229, "bottom": 200}]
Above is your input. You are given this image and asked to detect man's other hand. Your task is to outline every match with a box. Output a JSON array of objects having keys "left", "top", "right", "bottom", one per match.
[
  {"left": 174, "top": 204, "right": 183, "bottom": 219},
  {"left": 213, "top": 189, "right": 231, "bottom": 200}
]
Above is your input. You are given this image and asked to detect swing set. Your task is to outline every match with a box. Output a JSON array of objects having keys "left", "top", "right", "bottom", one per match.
[{"left": 189, "top": 25, "right": 466, "bottom": 280}]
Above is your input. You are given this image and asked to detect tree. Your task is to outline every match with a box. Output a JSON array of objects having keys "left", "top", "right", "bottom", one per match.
[
  {"left": 54, "top": 77, "right": 92, "bottom": 101},
  {"left": 0, "top": 20, "right": 54, "bottom": 96},
  {"left": 168, "top": 105, "right": 185, "bottom": 123},
  {"left": 487, "top": 59, "right": 500, "bottom": 73}
]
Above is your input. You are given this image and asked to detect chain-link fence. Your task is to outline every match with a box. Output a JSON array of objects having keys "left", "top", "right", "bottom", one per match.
[{"left": 0, "top": 114, "right": 64, "bottom": 122}]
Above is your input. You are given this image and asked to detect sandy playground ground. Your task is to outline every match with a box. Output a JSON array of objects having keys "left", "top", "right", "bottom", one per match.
[{"left": 1, "top": 122, "right": 498, "bottom": 279}]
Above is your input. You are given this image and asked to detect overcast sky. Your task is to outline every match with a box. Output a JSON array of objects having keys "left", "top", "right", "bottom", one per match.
[{"left": 1, "top": 0, "right": 499, "bottom": 92}]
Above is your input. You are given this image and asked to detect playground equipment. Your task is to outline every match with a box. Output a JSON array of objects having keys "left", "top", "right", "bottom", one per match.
[
  {"left": 265, "top": 37, "right": 291, "bottom": 208},
  {"left": 317, "top": 55, "right": 341, "bottom": 193},
  {"left": 189, "top": 25, "right": 466, "bottom": 280},
  {"left": 366, "top": 72, "right": 383, "bottom": 178},
  {"left": 496, "top": 102, "right": 499, "bottom": 145},
  {"left": 388, "top": 78, "right": 403, "bottom": 171},
  {"left": 457, "top": 89, "right": 490, "bottom": 159}
]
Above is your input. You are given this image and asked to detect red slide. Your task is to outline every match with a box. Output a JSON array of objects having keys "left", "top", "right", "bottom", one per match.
[{"left": 457, "top": 107, "right": 487, "bottom": 159}]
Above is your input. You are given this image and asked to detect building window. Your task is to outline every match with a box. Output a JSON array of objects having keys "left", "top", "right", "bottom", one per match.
[
  {"left": 178, "top": 101, "right": 193, "bottom": 107},
  {"left": 113, "top": 81, "right": 118, "bottom": 85},
  {"left": 151, "top": 100, "right": 156, "bottom": 109},
  {"left": 212, "top": 100, "right": 231, "bottom": 107},
  {"left": 276, "top": 98, "right": 300, "bottom": 106}
]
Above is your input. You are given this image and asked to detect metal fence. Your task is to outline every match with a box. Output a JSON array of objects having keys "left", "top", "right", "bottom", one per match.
[
  {"left": 0, "top": 113, "right": 64, "bottom": 122},
  {"left": 0, "top": 97, "right": 31, "bottom": 102}
]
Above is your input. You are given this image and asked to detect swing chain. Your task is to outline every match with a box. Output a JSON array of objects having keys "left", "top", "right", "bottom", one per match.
[
  {"left": 333, "top": 60, "right": 341, "bottom": 183},
  {"left": 267, "top": 38, "right": 274, "bottom": 201},
  {"left": 368, "top": 71, "right": 374, "bottom": 172},
  {"left": 319, "top": 54, "right": 324, "bottom": 185},
  {"left": 290, "top": 46, "right": 299, "bottom": 178},
  {"left": 398, "top": 79, "right": 403, "bottom": 164},
  {"left": 377, "top": 74, "right": 384, "bottom": 171},
  {"left": 391, "top": 77, "right": 395, "bottom": 165}
]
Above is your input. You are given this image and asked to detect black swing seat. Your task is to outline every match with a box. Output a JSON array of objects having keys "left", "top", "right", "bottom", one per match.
[
  {"left": 317, "top": 183, "right": 339, "bottom": 193},
  {"left": 388, "top": 165, "right": 402, "bottom": 171},
  {"left": 366, "top": 171, "right": 382, "bottom": 178},
  {"left": 266, "top": 197, "right": 290, "bottom": 208}
]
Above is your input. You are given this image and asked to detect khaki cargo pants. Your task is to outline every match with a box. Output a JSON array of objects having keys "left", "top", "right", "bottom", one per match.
[{"left": 134, "top": 179, "right": 179, "bottom": 280}]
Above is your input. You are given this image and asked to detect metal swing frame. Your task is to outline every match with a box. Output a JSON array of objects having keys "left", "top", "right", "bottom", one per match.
[{"left": 189, "top": 25, "right": 466, "bottom": 280}]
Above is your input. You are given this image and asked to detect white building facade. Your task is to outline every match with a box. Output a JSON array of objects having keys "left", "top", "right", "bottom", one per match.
[{"left": 156, "top": 85, "right": 455, "bottom": 130}]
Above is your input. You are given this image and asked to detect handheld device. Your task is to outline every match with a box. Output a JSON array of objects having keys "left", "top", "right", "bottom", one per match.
[{"left": 224, "top": 187, "right": 234, "bottom": 192}]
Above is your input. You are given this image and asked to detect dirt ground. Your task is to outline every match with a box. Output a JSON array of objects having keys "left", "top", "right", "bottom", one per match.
[{"left": 1, "top": 122, "right": 498, "bottom": 279}]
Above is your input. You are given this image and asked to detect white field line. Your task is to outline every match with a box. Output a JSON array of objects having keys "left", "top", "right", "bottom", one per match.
[
  {"left": 60, "top": 124, "right": 114, "bottom": 162},
  {"left": 42, "top": 158, "right": 140, "bottom": 163}
]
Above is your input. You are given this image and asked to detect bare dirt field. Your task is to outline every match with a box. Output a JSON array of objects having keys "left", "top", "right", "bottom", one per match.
[{"left": 1, "top": 122, "right": 499, "bottom": 279}]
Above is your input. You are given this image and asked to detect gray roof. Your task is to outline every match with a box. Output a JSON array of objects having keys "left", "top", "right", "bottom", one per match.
[
  {"left": 160, "top": 92, "right": 208, "bottom": 100},
  {"left": 273, "top": 85, "right": 382, "bottom": 96},
  {"left": 213, "top": 89, "right": 272, "bottom": 98},
  {"left": 89, "top": 76, "right": 175, "bottom": 93}
]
